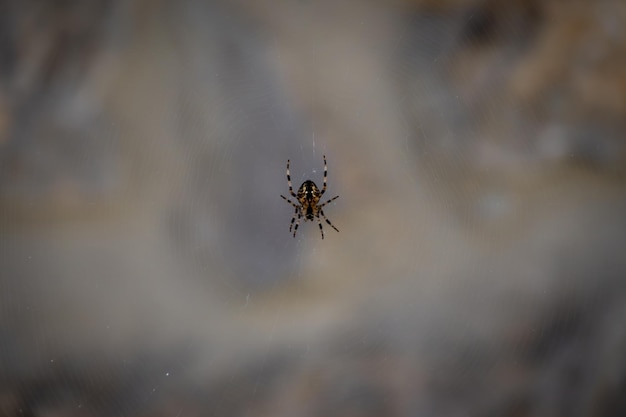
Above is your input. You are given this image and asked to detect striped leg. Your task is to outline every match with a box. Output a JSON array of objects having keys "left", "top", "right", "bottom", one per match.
[
  {"left": 319, "top": 195, "right": 339, "bottom": 208},
  {"left": 281, "top": 194, "right": 297, "bottom": 207},
  {"left": 317, "top": 217, "right": 325, "bottom": 239},
  {"left": 286, "top": 159, "right": 297, "bottom": 198},
  {"left": 292, "top": 213, "right": 302, "bottom": 237},
  {"left": 321, "top": 210, "right": 339, "bottom": 233},
  {"left": 321, "top": 155, "right": 328, "bottom": 195},
  {"left": 289, "top": 207, "right": 299, "bottom": 233}
]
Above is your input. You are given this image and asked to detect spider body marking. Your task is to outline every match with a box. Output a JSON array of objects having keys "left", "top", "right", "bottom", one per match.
[{"left": 280, "top": 155, "right": 339, "bottom": 239}]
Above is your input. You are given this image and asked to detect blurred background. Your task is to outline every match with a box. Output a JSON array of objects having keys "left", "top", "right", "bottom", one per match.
[{"left": 1, "top": 0, "right": 626, "bottom": 415}]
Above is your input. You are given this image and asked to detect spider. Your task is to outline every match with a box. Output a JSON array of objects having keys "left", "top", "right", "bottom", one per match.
[{"left": 280, "top": 155, "right": 339, "bottom": 239}]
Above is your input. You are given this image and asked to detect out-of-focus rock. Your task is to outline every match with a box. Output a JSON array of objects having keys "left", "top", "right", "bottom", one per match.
[{"left": 1, "top": 0, "right": 625, "bottom": 416}]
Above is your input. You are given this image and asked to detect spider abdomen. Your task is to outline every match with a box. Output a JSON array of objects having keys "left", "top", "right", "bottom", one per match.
[{"left": 298, "top": 180, "right": 321, "bottom": 199}]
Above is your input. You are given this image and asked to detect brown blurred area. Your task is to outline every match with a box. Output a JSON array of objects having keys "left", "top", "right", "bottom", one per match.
[{"left": 1, "top": 0, "right": 626, "bottom": 416}]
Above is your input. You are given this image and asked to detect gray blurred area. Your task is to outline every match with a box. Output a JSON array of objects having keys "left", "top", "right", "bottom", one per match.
[{"left": 1, "top": 0, "right": 626, "bottom": 415}]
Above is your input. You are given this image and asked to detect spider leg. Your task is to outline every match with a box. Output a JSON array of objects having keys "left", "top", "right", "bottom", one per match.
[
  {"left": 282, "top": 194, "right": 302, "bottom": 237},
  {"left": 292, "top": 212, "right": 302, "bottom": 237},
  {"left": 319, "top": 195, "right": 339, "bottom": 208},
  {"left": 317, "top": 217, "right": 325, "bottom": 239},
  {"left": 281, "top": 194, "right": 298, "bottom": 208},
  {"left": 289, "top": 207, "right": 299, "bottom": 232},
  {"left": 320, "top": 209, "right": 339, "bottom": 233},
  {"left": 286, "top": 159, "right": 298, "bottom": 198},
  {"left": 321, "top": 155, "right": 328, "bottom": 195}
]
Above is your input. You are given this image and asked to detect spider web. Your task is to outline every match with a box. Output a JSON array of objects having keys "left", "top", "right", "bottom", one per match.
[{"left": 1, "top": 0, "right": 626, "bottom": 415}]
